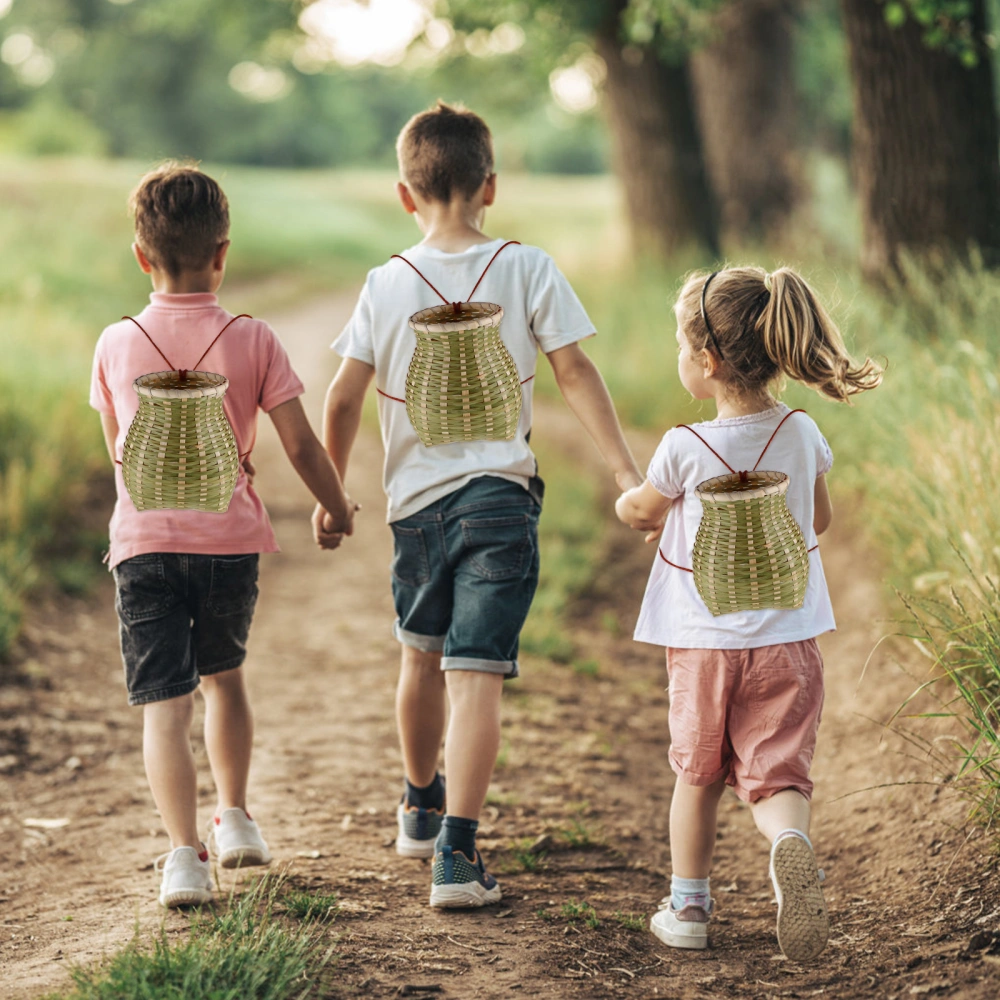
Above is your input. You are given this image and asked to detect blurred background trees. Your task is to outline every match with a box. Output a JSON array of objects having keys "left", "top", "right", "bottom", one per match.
[{"left": 1, "top": 0, "right": 998, "bottom": 278}]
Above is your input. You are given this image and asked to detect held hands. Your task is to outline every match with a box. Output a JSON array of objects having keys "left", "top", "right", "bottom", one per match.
[
  {"left": 312, "top": 500, "right": 360, "bottom": 551},
  {"left": 615, "top": 481, "right": 669, "bottom": 545}
]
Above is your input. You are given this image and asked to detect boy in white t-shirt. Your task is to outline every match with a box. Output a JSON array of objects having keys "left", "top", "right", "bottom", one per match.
[{"left": 316, "top": 102, "right": 641, "bottom": 908}]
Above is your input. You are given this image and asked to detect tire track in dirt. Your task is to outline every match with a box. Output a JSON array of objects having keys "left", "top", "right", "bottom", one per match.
[{"left": 2, "top": 292, "right": 998, "bottom": 999}]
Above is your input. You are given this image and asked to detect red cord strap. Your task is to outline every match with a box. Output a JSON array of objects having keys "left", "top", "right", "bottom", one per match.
[
  {"left": 658, "top": 543, "right": 819, "bottom": 572},
  {"left": 390, "top": 240, "right": 521, "bottom": 314}
]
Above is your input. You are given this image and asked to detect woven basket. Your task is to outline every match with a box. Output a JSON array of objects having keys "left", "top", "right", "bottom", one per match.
[
  {"left": 404, "top": 302, "right": 521, "bottom": 448},
  {"left": 691, "top": 471, "right": 809, "bottom": 616},
  {"left": 121, "top": 369, "right": 239, "bottom": 512}
]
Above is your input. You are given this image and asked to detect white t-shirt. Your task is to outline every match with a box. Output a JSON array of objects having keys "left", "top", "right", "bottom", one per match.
[
  {"left": 634, "top": 404, "right": 836, "bottom": 649},
  {"left": 333, "top": 239, "right": 595, "bottom": 522}
]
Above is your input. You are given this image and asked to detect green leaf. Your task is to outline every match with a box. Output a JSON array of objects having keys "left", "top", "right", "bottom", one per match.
[{"left": 884, "top": 2, "right": 907, "bottom": 28}]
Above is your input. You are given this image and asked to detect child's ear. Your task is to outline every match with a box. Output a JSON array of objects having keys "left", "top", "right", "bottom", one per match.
[
  {"left": 701, "top": 348, "right": 719, "bottom": 378},
  {"left": 396, "top": 181, "right": 417, "bottom": 215},
  {"left": 132, "top": 242, "right": 154, "bottom": 274},
  {"left": 482, "top": 173, "right": 497, "bottom": 207},
  {"left": 213, "top": 239, "right": 231, "bottom": 271}
]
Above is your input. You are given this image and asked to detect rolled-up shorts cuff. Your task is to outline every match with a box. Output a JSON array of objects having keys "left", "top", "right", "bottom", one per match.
[
  {"left": 198, "top": 653, "right": 248, "bottom": 678},
  {"left": 738, "top": 780, "right": 815, "bottom": 805},
  {"left": 442, "top": 656, "right": 519, "bottom": 679},
  {"left": 127, "top": 678, "right": 200, "bottom": 707},
  {"left": 393, "top": 620, "right": 446, "bottom": 653},
  {"left": 669, "top": 756, "right": 730, "bottom": 788}
]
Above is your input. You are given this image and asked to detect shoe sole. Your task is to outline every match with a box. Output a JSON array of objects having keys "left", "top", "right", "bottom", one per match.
[
  {"left": 771, "top": 836, "right": 829, "bottom": 962},
  {"left": 217, "top": 848, "right": 272, "bottom": 870},
  {"left": 160, "top": 888, "right": 213, "bottom": 908},
  {"left": 649, "top": 912, "right": 708, "bottom": 949},
  {"left": 429, "top": 882, "right": 503, "bottom": 909},
  {"left": 396, "top": 833, "right": 436, "bottom": 859}
]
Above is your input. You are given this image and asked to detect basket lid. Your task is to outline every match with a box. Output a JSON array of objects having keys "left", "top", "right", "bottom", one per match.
[
  {"left": 133, "top": 370, "right": 229, "bottom": 399},
  {"left": 408, "top": 302, "right": 503, "bottom": 333},
  {"left": 694, "top": 470, "right": 789, "bottom": 502}
]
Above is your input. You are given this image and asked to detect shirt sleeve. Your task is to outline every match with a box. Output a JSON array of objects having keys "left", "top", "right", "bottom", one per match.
[
  {"left": 817, "top": 430, "right": 834, "bottom": 476},
  {"left": 528, "top": 253, "right": 597, "bottom": 354},
  {"left": 259, "top": 326, "right": 305, "bottom": 413},
  {"left": 646, "top": 429, "right": 685, "bottom": 499},
  {"left": 332, "top": 280, "right": 376, "bottom": 366},
  {"left": 89, "top": 332, "right": 114, "bottom": 415}
]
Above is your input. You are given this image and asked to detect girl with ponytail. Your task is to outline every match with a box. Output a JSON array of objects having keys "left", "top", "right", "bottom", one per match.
[{"left": 616, "top": 266, "right": 881, "bottom": 962}]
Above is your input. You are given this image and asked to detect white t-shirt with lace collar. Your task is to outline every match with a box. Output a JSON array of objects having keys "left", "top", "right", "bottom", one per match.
[{"left": 634, "top": 404, "right": 836, "bottom": 649}]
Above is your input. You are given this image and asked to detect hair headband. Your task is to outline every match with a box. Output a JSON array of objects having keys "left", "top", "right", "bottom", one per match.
[{"left": 700, "top": 271, "right": 725, "bottom": 360}]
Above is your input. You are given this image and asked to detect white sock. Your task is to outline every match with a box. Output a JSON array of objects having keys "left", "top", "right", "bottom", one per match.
[{"left": 671, "top": 875, "right": 710, "bottom": 911}]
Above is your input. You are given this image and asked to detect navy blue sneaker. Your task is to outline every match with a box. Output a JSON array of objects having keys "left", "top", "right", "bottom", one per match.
[
  {"left": 396, "top": 800, "right": 444, "bottom": 859},
  {"left": 429, "top": 845, "right": 502, "bottom": 908}
]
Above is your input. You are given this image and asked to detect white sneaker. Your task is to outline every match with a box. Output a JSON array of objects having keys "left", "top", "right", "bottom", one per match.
[
  {"left": 650, "top": 898, "right": 712, "bottom": 949},
  {"left": 209, "top": 808, "right": 272, "bottom": 869},
  {"left": 769, "top": 831, "right": 829, "bottom": 962},
  {"left": 156, "top": 846, "right": 213, "bottom": 908}
]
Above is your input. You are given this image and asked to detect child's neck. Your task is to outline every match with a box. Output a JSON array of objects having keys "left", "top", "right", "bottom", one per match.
[
  {"left": 416, "top": 201, "right": 494, "bottom": 254},
  {"left": 150, "top": 269, "right": 220, "bottom": 295},
  {"left": 713, "top": 390, "right": 778, "bottom": 421}
]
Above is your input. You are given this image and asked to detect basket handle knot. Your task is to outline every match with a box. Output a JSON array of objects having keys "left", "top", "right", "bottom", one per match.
[
  {"left": 451, "top": 301, "right": 463, "bottom": 315},
  {"left": 739, "top": 470, "right": 749, "bottom": 483},
  {"left": 178, "top": 369, "right": 188, "bottom": 384}
]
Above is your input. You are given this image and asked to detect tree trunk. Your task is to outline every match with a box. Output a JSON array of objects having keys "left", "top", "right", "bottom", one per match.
[
  {"left": 596, "top": 8, "right": 719, "bottom": 258},
  {"left": 839, "top": 0, "right": 1000, "bottom": 279},
  {"left": 691, "top": 0, "right": 800, "bottom": 242}
]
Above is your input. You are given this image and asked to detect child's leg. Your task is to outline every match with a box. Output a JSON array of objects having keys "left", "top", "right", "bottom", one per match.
[
  {"left": 442, "top": 669, "right": 503, "bottom": 820},
  {"left": 751, "top": 788, "right": 811, "bottom": 843},
  {"left": 669, "top": 777, "right": 727, "bottom": 878},
  {"left": 200, "top": 667, "right": 253, "bottom": 814},
  {"left": 397, "top": 646, "right": 447, "bottom": 787},
  {"left": 143, "top": 693, "right": 201, "bottom": 850}
]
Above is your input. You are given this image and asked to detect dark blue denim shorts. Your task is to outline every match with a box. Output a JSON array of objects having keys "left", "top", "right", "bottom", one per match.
[
  {"left": 390, "top": 476, "right": 541, "bottom": 679},
  {"left": 113, "top": 552, "right": 259, "bottom": 706}
]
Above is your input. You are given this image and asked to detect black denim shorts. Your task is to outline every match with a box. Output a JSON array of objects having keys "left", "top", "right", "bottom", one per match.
[{"left": 113, "top": 552, "right": 259, "bottom": 706}]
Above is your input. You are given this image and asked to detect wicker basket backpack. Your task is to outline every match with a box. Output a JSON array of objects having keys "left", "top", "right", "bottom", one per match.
[
  {"left": 379, "top": 241, "right": 531, "bottom": 448},
  {"left": 658, "top": 409, "right": 816, "bottom": 617},
  {"left": 117, "top": 314, "right": 250, "bottom": 513}
]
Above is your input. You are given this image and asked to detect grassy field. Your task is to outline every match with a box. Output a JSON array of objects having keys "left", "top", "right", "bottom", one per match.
[{"left": 4, "top": 155, "right": 1000, "bottom": 832}]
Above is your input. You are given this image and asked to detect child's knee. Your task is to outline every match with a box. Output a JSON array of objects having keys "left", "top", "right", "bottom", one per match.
[
  {"left": 401, "top": 646, "right": 444, "bottom": 674},
  {"left": 144, "top": 691, "right": 195, "bottom": 728},
  {"left": 200, "top": 666, "right": 246, "bottom": 695}
]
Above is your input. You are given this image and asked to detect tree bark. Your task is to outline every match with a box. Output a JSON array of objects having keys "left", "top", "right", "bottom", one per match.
[
  {"left": 839, "top": 0, "right": 1000, "bottom": 279},
  {"left": 596, "top": 7, "right": 719, "bottom": 258},
  {"left": 691, "top": 0, "right": 801, "bottom": 242}
]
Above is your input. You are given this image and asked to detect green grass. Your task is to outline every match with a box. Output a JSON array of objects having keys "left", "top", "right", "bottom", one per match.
[
  {"left": 560, "top": 899, "right": 601, "bottom": 929},
  {"left": 42, "top": 875, "right": 337, "bottom": 1000},
  {"left": 612, "top": 911, "right": 647, "bottom": 932}
]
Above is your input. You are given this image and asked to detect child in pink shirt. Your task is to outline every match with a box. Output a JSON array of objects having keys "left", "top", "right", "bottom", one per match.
[{"left": 90, "top": 163, "right": 354, "bottom": 907}]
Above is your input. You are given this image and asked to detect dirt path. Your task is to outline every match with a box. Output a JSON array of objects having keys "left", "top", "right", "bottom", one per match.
[{"left": 2, "top": 293, "right": 999, "bottom": 999}]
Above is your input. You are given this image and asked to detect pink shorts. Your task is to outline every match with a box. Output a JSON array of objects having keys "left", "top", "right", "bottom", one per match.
[{"left": 665, "top": 639, "right": 824, "bottom": 804}]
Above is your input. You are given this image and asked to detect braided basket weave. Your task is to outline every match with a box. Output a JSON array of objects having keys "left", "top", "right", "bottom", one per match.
[
  {"left": 121, "top": 370, "right": 239, "bottom": 512},
  {"left": 405, "top": 302, "right": 521, "bottom": 448},
  {"left": 692, "top": 471, "right": 809, "bottom": 616}
]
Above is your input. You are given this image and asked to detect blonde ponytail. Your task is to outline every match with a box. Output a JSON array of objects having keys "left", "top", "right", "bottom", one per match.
[
  {"left": 677, "top": 265, "right": 883, "bottom": 403},
  {"left": 761, "top": 268, "right": 883, "bottom": 402}
]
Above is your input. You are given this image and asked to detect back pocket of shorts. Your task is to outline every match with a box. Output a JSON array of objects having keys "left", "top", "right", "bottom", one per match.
[
  {"left": 207, "top": 555, "right": 259, "bottom": 616},
  {"left": 391, "top": 526, "right": 431, "bottom": 586},
  {"left": 114, "top": 554, "right": 172, "bottom": 624},
  {"left": 461, "top": 515, "right": 532, "bottom": 581}
]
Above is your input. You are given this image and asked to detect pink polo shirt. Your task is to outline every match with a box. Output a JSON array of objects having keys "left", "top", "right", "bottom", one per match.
[{"left": 90, "top": 292, "right": 304, "bottom": 568}]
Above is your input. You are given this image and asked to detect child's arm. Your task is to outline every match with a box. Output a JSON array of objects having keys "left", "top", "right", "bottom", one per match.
[
  {"left": 615, "top": 480, "right": 673, "bottom": 543},
  {"left": 268, "top": 398, "right": 355, "bottom": 542},
  {"left": 322, "top": 358, "right": 374, "bottom": 480},
  {"left": 100, "top": 414, "right": 119, "bottom": 465},
  {"left": 312, "top": 358, "right": 373, "bottom": 548},
  {"left": 545, "top": 343, "right": 642, "bottom": 490},
  {"left": 814, "top": 475, "right": 832, "bottom": 535}
]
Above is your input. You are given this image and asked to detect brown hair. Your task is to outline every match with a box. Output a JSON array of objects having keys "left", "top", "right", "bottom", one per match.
[
  {"left": 677, "top": 266, "right": 883, "bottom": 403},
  {"left": 129, "top": 161, "right": 229, "bottom": 276},
  {"left": 396, "top": 101, "right": 494, "bottom": 204}
]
